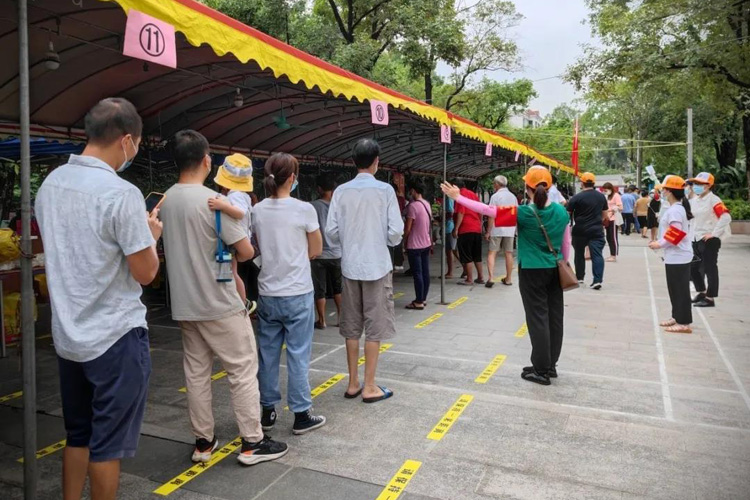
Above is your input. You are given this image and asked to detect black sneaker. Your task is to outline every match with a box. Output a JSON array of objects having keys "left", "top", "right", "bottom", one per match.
[
  {"left": 692, "top": 293, "right": 706, "bottom": 303},
  {"left": 292, "top": 409, "right": 326, "bottom": 435},
  {"left": 261, "top": 406, "right": 276, "bottom": 431},
  {"left": 521, "top": 370, "right": 551, "bottom": 386},
  {"left": 694, "top": 298, "right": 715, "bottom": 308},
  {"left": 590, "top": 282, "right": 602, "bottom": 290},
  {"left": 191, "top": 436, "right": 219, "bottom": 463},
  {"left": 237, "top": 435, "right": 288, "bottom": 465},
  {"left": 523, "top": 365, "right": 557, "bottom": 378}
]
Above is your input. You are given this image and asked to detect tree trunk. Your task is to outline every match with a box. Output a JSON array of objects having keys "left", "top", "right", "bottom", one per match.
[
  {"left": 714, "top": 137, "right": 738, "bottom": 168},
  {"left": 743, "top": 111, "right": 750, "bottom": 199},
  {"left": 424, "top": 72, "right": 433, "bottom": 104}
]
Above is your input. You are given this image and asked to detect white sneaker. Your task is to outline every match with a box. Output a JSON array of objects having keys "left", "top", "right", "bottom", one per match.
[
  {"left": 191, "top": 436, "right": 219, "bottom": 463},
  {"left": 394, "top": 266, "right": 404, "bottom": 272}
]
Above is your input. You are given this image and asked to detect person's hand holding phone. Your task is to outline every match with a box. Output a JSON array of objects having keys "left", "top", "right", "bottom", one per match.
[{"left": 148, "top": 208, "right": 163, "bottom": 241}]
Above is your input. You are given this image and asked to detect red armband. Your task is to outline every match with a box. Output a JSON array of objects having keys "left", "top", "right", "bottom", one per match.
[
  {"left": 663, "top": 225, "right": 687, "bottom": 245},
  {"left": 493, "top": 206, "right": 518, "bottom": 227},
  {"left": 713, "top": 202, "right": 730, "bottom": 218}
]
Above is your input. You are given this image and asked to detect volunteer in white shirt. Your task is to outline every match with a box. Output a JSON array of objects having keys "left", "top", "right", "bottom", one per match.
[
  {"left": 687, "top": 172, "right": 731, "bottom": 308},
  {"left": 485, "top": 175, "right": 518, "bottom": 287},
  {"left": 648, "top": 175, "right": 694, "bottom": 334},
  {"left": 548, "top": 174, "right": 567, "bottom": 205}
]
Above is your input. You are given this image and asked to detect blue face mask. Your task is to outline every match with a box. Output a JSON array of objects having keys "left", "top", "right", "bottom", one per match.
[
  {"left": 693, "top": 185, "right": 705, "bottom": 195},
  {"left": 291, "top": 179, "right": 298, "bottom": 192},
  {"left": 118, "top": 137, "right": 137, "bottom": 173}
]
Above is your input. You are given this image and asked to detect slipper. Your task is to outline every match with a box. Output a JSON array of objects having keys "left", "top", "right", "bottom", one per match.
[
  {"left": 405, "top": 302, "right": 425, "bottom": 310},
  {"left": 659, "top": 318, "right": 676, "bottom": 327},
  {"left": 501, "top": 277, "right": 513, "bottom": 286},
  {"left": 664, "top": 324, "right": 692, "bottom": 334},
  {"left": 344, "top": 386, "right": 363, "bottom": 399},
  {"left": 485, "top": 281, "right": 495, "bottom": 288},
  {"left": 457, "top": 281, "right": 473, "bottom": 286},
  {"left": 314, "top": 321, "right": 326, "bottom": 330},
  {"left": 362, "top": 386, "right": 394, "bottom": 404}
]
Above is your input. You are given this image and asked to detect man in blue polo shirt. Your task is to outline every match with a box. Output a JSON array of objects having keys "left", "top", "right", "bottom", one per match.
[{"left": 36, "top": 98, "right": 161, "bottom": 500}]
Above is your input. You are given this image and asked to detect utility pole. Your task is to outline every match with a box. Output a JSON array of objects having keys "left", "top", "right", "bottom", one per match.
[
  {"left": 636, "top": 130, "right": 642, "bottom": 187},
  {"left": 687, "top": 108, "right": 693, "bottom": 179}
]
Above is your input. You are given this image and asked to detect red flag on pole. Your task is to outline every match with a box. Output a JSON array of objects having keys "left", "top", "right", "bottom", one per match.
[{"left": 571, "top": 117, "right": 580, "bottom": 176}]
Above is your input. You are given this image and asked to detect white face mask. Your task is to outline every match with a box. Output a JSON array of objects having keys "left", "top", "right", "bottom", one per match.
[
  {"left": 603, "top": 190, "right": 612, "bottom": 196},
  {"left": 117, "top": 136, "right": 137, "bottom": 173}
]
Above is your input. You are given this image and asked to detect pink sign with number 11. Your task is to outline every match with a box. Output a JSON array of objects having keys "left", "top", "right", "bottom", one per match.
[{"left": 123, "top": 10, "right": 177, "bottom": 68}]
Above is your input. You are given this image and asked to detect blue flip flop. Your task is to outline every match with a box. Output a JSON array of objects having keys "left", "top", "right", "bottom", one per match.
[{"left": 362, "top": 386, "right": 394, "bottom": 404}]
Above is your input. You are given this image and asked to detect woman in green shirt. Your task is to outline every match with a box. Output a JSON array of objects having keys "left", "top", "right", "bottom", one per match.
[{"left": 441, "top": 166, "right": 571, "bottom": 386}]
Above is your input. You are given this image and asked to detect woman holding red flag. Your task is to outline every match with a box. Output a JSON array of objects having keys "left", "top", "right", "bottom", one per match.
[{"left": 648, "top": 175, "right": 694, "bottom": 334}]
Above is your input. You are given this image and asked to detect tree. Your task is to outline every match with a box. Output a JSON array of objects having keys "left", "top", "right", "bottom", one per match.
[
  {"left": 568, "top": 0, "right": 750, "bottom": 197},
  {"left": 451, "top": 77, "right": 536, "bottom": 129}
]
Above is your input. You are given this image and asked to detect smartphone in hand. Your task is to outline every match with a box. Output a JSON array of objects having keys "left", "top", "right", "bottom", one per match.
[{"left": 145, "top": 192, "right": 166, "bottom": 214}]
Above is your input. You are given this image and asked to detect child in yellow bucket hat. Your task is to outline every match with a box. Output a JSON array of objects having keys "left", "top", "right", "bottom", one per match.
[{"left": 208, "top": 153, "right": 256, "bottom": 311}]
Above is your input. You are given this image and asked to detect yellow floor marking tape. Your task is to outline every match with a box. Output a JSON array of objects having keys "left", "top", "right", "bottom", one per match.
[
  {"left": 178, "top": 370, "right": 228, "bottom": 393},
  {"left": 426, "top": 394, "right": 474, "bottom": 441},
  {"left": 357, "top": 343, "right": 393, "bottom": 367},
  {"left": 514, "top": 323, "right": 528, "bottom": 338},
  {"left": 392, "top": 292, "right": 405, "bottom": 299},
  {"left": 285, "top": 372, "right": 348, "bottom": 410},
  {"left": 414, "top": 313, "right": 443, "bottom": 329},
  {"left": 447, "top": 296, "right": 468, "bottom": 309},
  {"left": 492, "top": 275, "right": 506, "bottom": 283},
  {"left": 375, "top": 459, "right": 422, "bottom": 500},
  {"left": 153, "top": 438, "right": 242, "bottom": 496},
  {"left": 474, "top": 355, "right": 507, "bottom": 384},
  {"left": 0, "top": 390, "right": 23, "bottom": 404},
  {"left": 18, "top": 439, "right": 67, "bottom": 463}
]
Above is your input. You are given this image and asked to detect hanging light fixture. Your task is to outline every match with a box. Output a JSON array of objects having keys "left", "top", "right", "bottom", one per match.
[
  {"left": 233, "top": 88, "right": 243, "bottom": 108},
  {"left": 43, "top": 40, "right": 60, "bottom": 70}
]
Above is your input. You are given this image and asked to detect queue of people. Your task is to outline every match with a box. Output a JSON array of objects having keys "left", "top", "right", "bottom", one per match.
[{"left": 32, "top": 96, "right": 734, "bottom": 500}]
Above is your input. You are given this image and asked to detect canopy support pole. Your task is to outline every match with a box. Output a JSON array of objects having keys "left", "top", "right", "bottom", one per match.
[
  {"left": 440, "top": 143, "right": 447, "bottom": 305},
  {"left": 18, "top": 0, "right": 38, "bottom": 498}
]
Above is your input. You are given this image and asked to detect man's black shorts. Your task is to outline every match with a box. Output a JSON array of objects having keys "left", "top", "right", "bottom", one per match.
[
  {"left": 458, "top": 233, "right": 483, "bottom": 264},
  {"left": 311, "top": 258, "right": 343, "bottom": 299}
]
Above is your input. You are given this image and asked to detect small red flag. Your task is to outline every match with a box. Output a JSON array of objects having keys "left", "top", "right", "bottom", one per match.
[{"left": 571, "top": 117, "right": 580, "bottom": 176}]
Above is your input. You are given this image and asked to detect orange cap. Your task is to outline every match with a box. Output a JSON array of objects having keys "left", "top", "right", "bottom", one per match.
[
  {"left": 687, "top": 172, "right": 714, "bottom": 186},
  {"left": 523, "top": 166, "right": 553, "bottom": 190},
  {"left": 580, "top": 172, "right": 596, "bottom": 183},
  {"left": 661, "top": 175, "right": 686, "bottom": 191}
]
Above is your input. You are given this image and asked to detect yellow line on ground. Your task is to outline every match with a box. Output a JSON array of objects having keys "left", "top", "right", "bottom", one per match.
[
  {"left": 0, "top": 390, "right": 23, "bottom": 403},
  {"left": 7, "top": 334, "right": 53, "bottom": 347},
  {"left": 447, "top": 296, "right": 468, "bottom": 309},
  {"left": 474, "top": 355, "right": 507, "bottom": 384},
  {"left": 414, "top": 313, "right": 443, "bottom": 329},
  {"left": 392, "top": 292, "right": 405, "bottom": 299},
  {"left": 178, "top": 370, "right": 228, "bottom": 393},
  {"left": 375, "top": 459, "right": 422, "bottom": 500},
  {"left": 18, "top": 439, "right": 67, "bottom": 463},
  {"left": 153, "top": 438, "right": 242, "bottom": 496},
  {"left": 426, "top": 394, "right": 474, "bottom": 441},
  {"left": 514, "top": 323, "right": 528, "bottom": 338},
  {"left": 357, "top": 343, "right": 392, "bottom": 367},
  {"left": 285, "top": 372, "right": 349, "bottom": 410}
]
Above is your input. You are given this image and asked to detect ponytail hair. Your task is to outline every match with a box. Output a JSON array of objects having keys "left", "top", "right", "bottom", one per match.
[
  {"left": 263, "top": 153, "right": 298, "bottom": 198},
  {"left": 532, "top": 184, "right": 548, "bottom": 210},
  {"left": 667, "top": 188, "right": 694, "bottom": 220}
]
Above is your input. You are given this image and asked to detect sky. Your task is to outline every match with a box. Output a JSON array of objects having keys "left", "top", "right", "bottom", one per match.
[{"left": 439, "top": 0, "right": 596, "bottom": 117}]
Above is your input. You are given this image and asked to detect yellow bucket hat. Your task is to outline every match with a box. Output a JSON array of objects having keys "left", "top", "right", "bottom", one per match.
[{"left": 214, "top": 153, "right": 254, "bottom": 192}]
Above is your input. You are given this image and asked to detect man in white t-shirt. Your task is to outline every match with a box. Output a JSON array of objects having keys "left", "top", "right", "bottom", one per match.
[
  {"left": 485, "top": 175, "right": 518, "bottom": 287},
  {"left": 548, "top": 174, "right": 567, "bottom": 206}
]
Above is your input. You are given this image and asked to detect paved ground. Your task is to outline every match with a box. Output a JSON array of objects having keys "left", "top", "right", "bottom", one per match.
[{"left": 1, "top": 234, "right": 749, "bottom": 499}]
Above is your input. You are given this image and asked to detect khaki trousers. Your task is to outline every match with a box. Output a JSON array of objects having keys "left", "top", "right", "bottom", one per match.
[{"left": 179, "top": 311, "right": 263, "bottom": 442}]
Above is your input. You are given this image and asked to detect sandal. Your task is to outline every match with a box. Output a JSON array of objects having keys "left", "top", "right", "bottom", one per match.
[
  {"left": 664, "top": 324, "right": 692, "bottom": 334},
  {"left": 660, "top": 318, "right": 676, "bottom": 327},
  {"left": 500, "top": 277, "right": 513, "bottom": 286},
  {"left": 314, "top": 321, "right": 326, "bottom": 330},
  {"left": 405, "top": 302, "right": 425, "bottom": 310}
]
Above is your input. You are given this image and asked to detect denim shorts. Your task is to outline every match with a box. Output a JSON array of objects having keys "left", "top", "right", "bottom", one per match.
[{"left": 58, "top": 328, "right": 151, "bottom": 462}]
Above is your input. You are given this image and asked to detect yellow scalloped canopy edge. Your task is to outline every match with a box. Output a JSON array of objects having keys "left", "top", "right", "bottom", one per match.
[{"left": 107, "top": 0, "right": 575, "bottom": 175}]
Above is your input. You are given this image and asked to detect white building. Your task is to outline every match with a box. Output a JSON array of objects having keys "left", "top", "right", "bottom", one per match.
[{"left": 507, "top": 109, "right": 543, "bottom": 129}]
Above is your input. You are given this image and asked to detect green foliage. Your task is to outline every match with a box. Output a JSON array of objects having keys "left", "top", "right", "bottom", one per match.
[
  {"left": 451, "top": 77, "right": 536, "bottom": 129},
  {"left": 724, "top": 199, "right": 750, "bottom": 220}
]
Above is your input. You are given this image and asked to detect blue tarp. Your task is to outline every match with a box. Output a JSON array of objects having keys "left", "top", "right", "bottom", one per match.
[{"left": 0, "top": 137, "right": 83, "bottom": 161}]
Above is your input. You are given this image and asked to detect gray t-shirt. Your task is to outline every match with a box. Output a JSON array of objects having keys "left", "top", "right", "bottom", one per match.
[
  {"left": 252, "top": 197, "right": 319, "bottom": 297},
  {"left": 161, "top": 184, "right": 248, "bottom": 321},
  {"left": 35, "top": 155, "right": 155, "bottom": 362},
  {"left": 310, "top": 198, "right": 341, "bottom": 259}
]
